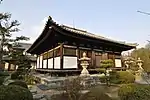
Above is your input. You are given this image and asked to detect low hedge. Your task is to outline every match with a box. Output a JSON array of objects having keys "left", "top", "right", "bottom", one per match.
[
  {"left": 0, "top": 85, "right": 33, "bottom": 100},
  {"left": 116, "top": 71, "right": 135, "bottom": 84},
  {"left": 118, "top": 84, "right": 150, "bottom": 100},
  {"left": 8, "top": 80, "right": 28, "bottom": 89},
  {"left": 100, "top": 71, "right": 135, "bottom": 84},
  {"left": 109, "top": 71, "right": 135, "bottom": 84},
  {"left": 11, "top": 71, "right": 23, "bottom": 80}
]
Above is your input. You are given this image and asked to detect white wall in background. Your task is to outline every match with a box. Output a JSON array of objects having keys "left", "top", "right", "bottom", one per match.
[
  {"left": 5, "top": 62, "right": 9, "bottom": 70},
  {"left": 48, "top": 58, "right": 53, "bottom": 69},
  {"left": 37, "top": 56, "right": 39, "bottom": 69},
  {"left": 115, "top": 59, "right": 122, "bottom": 67},
  {"left": 54, "top": 57, "right": 60, "bottom": 69},
  {"left": 39, "top": 55, "right": 43, "bottom": 68},
  {"left": 63, "top": 56, "right": 77, "bottom": 69},
  {"left": 43, "top": 60, "right": 47, "bottom": 68}
]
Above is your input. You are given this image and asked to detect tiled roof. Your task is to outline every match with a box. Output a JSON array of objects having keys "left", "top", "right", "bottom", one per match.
[
  {"left": 60, "top": 25, "right": 137, "bottom": 47},
  {"left": 13, "top": 42, "right": 32, "bottom": 51}
]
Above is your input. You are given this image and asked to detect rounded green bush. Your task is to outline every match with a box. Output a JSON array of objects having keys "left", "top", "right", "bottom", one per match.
[
  {"left": 109, "top": 70, "right": 120, "bottom": 84},
  {"left": 118, "top": 84, "right": 150, "bottom": 100},
  {"left": 11, "top": 71, "right": 23, "bottom": 80},
  {"left": 0, "top": 85, "right": 33, "bottom": 100},
  {"left": 100, "top": 75, "right": 107, "bottom": 83},
  {"left": 116, "top": 71, "right": 135, "bottom": 84},
  {"left": 8, "top": 80, "right": 28, "bottom": 89},
  {"left": 109, "top": 71, "right": 135, "bottom": 84}
]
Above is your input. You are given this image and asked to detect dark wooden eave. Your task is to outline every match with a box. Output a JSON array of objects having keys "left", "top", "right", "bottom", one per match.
[{"left": 27, "top": 16, "right": 137, "bottom": 54}]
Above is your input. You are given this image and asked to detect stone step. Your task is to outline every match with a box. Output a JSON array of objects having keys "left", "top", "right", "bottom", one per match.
[{"left": 33, "top": 94, "right": 45, "bottom": 100}]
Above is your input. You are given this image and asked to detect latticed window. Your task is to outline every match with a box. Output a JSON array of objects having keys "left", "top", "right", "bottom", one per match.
[
  {"left": 54, "top": 48, "right": 60, "bottom": 57},
  {"left": 48, "top": 51, "right": 53, "bottom": 58},
  {"left": 43, "top": 52, "right": 48, "bottom": 60},
  {"left": 115, "top": 54, "right": 121, "bottom": 59},
  {"left": 64, "top": 48, "right": 76, "bottom": 56},
  {"left": 79, "top": 50, "right": 92, "bottom": 58}
]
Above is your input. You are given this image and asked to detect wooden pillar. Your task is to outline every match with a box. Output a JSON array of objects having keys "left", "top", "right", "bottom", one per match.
[
  {"left": 91, "top": 50, "right": 95, "bottom": 68},
  {"left": 53, "top": 48, "right": 55, "bottom": 69},
  {"left": 47, "top": 52, "right": 48, "bottom": 69},
  {"left": 76, "top": 46, "right": 79, "bottom": 69},
  {"left": 60, "top": 43, "right": 63, "bottom": 69},
  {"left": 42, "top": 54, "right": 43, "bottom": 69}
]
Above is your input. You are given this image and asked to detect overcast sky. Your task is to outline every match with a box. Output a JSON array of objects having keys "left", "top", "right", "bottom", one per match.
[{"left": 1, "top": 0, "right": 150, "bottom": 47}]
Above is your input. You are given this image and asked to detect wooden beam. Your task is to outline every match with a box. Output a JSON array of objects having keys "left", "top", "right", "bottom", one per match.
[
  {"left": 47, "top": 52, "right": 48, "bottom": 69},
  {"left": 76, "top": 46, "right": 79, "bottom": 69},
  {"left": 60, "top": 43, "right": 63, "bottom": 69},
  {"left": 42, "top": 55, "right": 43, "bottom": 69},
  {"left": 92, "top": 50, "right": 95, "bottom": 68},
  {"left": 52, "top": 46, "right": 55, "bottom": 69}
]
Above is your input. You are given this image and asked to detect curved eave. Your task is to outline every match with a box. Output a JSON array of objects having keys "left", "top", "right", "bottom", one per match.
[
  {"left": 27, "top": 18, "right": 52, "bottom": 54},
  {"left": 55, "top": 25, "right": 136, "bottom": 50},
  {"left": 27, "top": 17, "right": 137, "bottom": 54}
]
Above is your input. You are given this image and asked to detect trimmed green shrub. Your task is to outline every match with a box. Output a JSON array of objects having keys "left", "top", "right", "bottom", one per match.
[
  {"left": 109, "top": 71, "right": 135, "bottom": 84},
  {"left": 11, "top": 71, "right": 22, "bottom": 80},
  {"left": 116, "top": 71, "right": 135, "bottom": 84},
  {"left": 99, "top": 68, "right": 105, "bottom": 73},
  {"left": 118, "top": 84, "right": 150, "bottom": 100},
  {"left": 100, "top": 75, "right": 106, "bottom": 83},
  {"left": 8, "top": 80, "right": 28, "bottom": 89},
  {"left": 109, "top": 70, "right": 120, "bottom": 84},
  {"left": 0, "top": 85, "right": 33, "bottom": 100}
]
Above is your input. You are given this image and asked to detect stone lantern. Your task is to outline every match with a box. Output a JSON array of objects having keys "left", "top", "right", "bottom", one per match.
[
  {"left": 136, "top": 57, "right": 144, "bottom": 71},
  {"left": 124, "top": 57, "right": 134, "bottom": 69},
  {"left": 136, "top": 57, "right": 144, "bottom": 77},
  {"left": 79, "top": 52, "right": 90, "bottom": 77}
]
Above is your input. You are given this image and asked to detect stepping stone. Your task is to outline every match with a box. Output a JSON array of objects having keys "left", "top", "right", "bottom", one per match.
[
  {"left": 40, "top": 98, "right": 47, "bottom": 100},
  {"left": 30, "top": 90, "right": 37, "bottom": 95},
  {"left": 33, "top": 94, "right": 44, "bottom": 100},
  {"left": 37, "top": 84, "right": 50, "bottom": 91}
]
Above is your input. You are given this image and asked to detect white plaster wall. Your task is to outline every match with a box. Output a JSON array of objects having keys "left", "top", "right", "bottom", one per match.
[
  {"left": 37, "top": 56, "right": 40, "bottom": 68},
  {"left": 63, "top": 56, "right": 77, "bottom": 69},
  {"left": 115, "top": 59, "right": 122, "bottom": 67},
  {"left": 10, "top": 64, "right": 15, "bottom": 70},
  {"left": 40, "top": 55, "right": 43, "bottom": 68},
  {"left": 48, "top": 58, "right": 53, "bottom": 69},
  {"left": 54, "top": 57, "right": 60, "bottom": 69},
  {"left": 4, "top": 62, "right": 9, "bottom": 70},
  {"left": 43, "top": 60, "right": 47, "bottom": 68}
]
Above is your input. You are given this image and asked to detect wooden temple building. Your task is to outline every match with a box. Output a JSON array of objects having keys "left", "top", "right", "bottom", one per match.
[{"left": 27, "top": 16, "right": 137, "bottom": 75}]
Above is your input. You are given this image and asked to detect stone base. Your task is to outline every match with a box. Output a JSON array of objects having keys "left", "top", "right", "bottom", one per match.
[{"left": 80, "top": 73, "right": 90, "bottom": 77}]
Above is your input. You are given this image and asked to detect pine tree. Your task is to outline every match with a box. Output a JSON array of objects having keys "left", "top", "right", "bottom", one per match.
[{"left": 0, "top": 13, "right": 29, "bottom": 68}]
